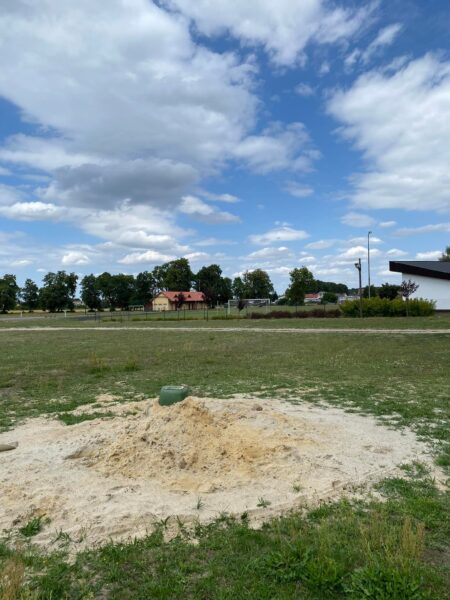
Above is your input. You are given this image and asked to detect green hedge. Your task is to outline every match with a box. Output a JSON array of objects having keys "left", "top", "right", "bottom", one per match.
[{"left": 341, "top": 297, "right": 435, "bottom": 317}]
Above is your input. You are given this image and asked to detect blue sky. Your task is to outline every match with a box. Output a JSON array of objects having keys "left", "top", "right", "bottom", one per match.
[{"left": 1, "top": 0, "right": 450, "bottom": 293}]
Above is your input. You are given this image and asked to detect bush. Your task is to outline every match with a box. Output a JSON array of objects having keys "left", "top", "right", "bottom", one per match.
[{"left": 341, "top": 298, "right": 435, "bottom": 318}]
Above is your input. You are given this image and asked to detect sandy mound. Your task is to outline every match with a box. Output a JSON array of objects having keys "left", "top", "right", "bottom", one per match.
[
  {"left": 0, "top": 396, "right": 441, "bottom": 549},
  {"left": 88, "top": 398, "right": 315, "bottom": 493}
]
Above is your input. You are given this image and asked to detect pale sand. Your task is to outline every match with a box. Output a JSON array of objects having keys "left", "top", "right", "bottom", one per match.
[{"left": 0, "top": 396, "right": 442, "bottom": 549}]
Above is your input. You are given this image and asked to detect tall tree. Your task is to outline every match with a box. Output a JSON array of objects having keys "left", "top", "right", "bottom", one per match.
[
  {"left": 0, "top": 274, "right": 19, "bottom": 313},
  {"left": 20, "top": 278, "right": 39, "bottom": 311},
  {"left": 363, "top": 285, "right": 378, "bottom": 298},
  {"left": 195, "top": 264, "right": 231, "bottom": 306},
  {"left": 306, "top": 279, "right": 348, "bottom": 294},
  {"left": 96, "top": 272, "right": 116, "bottom": 309},
  {"left": 379, "top": 282, "right": 400, "bottom": 300},
  {"left": 232, "top": 276, "right": 245, "bottom": 299},
  {"left": 164, "top": 258, "right": 193, "bottom": 291},
  {"left": 39, "top": 271, "right": 78, "bottom": 312},
  {"left": 174, "top": 291, "right": 185, "bottom": 310},
  {"left": 219, "top": 276, "right": 233, "bottom": 304},
  {"left": 80, "top": 275, "right": 102, "bottom": 310},
  {"left": 285, "top": 267, "right": 314, "bottom": 306},
  {"left": 152, "top": 264, "right": 170, "bottom": 292},
  {"left": 133, "top": 271, "right": 156, "bottom": 305},
  {"left": 111, "top": 274, "right": 135, "bottom": 310},
  {"left": 439, "top": 246, "right": 450, "bottom": 262},
  {"left": 242, "top": 269, "right": 274, "bottom": 299}
]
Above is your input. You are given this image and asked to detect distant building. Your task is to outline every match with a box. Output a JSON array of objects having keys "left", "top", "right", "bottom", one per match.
[
  {"left": 304, "top": 292, "right": 323, "bottom": 304},
  {"left": 389, "top": 261, "right": 450, "bottom": 310},
  {"left": 151, "top": 291, "right": 207, "bottom": 311}
]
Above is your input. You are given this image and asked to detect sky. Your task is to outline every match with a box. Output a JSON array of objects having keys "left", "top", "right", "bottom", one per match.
[{"left": 0, "top": 0, "right": 450, "bottom": 293}]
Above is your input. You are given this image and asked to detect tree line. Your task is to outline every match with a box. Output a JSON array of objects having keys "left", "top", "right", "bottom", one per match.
[
  {"left": 5, "top": 248, "right": 443, "bottom": 313},
  {"left": 0, "top": 259, "right": 277, "bottom": 312}
]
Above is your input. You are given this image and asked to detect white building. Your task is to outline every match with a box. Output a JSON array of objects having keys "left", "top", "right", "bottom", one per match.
[{"left": 389, "top": 261, "right": 450, "bottom": 310}]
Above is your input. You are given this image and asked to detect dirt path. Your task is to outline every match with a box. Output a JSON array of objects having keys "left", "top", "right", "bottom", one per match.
[{"left": 0, "top": 326, "right": 450, "bottom": 334}]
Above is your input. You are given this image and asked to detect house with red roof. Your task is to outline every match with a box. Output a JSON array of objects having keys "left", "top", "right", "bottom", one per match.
[
  {"left": 151, "top": 291, "right": 207, "bottom": 311},
  {"left": 304, "top": 292, "right": 324, "bottom": 304}
]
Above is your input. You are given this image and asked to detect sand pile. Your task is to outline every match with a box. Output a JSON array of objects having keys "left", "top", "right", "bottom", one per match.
[
  {"left": 87, "top": 397, "right": 313, "bottom": 493},
  {"left": 0, "top": 396, "right": 442, "bottom": 549}
]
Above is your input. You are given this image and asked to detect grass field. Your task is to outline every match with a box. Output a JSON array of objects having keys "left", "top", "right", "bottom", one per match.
[
  {"left": 1, "top": 327, "right": 449, "bottom": 598},
  {"left": 1, "top": 311, "right": 450, "bottom": 329}
]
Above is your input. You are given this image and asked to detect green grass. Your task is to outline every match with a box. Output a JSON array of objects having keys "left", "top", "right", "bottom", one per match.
[
  {"left": 2, "top": 478, "right": 449, "bottom": 598},
  {"left": 0, "top": 328, "right": 449, "bottom": 598},
  {"left": 2, "top": 311, "right": 450, "bottom": 329},
  {"left": 18, "top": 516, "right": 48, "bottom": 539}
]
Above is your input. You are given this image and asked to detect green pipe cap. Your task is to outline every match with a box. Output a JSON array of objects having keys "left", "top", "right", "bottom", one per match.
[{"left": 159, "top": 385, "right": 190, "bottom": 406}]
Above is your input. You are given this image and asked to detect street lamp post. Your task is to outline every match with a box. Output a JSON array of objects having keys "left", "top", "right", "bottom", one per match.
[
  {"left": 354, "top": 258, "right": 363, "bottom": 318},
  {"left": 367, "top": 230, "right": 372, "bottom": 298}
]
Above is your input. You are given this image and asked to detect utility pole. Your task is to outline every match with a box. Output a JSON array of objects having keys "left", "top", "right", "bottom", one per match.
[
  {"left": 354, "top": 258, "right": 363, "bottom": 318},
  {"left": 367, "top": 230, "right": 372, "bottom": 298}
]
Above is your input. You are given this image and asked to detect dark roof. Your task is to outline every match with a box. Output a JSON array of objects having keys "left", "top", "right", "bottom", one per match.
[{"left": 389, "top": 261, "right": 450, "bottom": 281}]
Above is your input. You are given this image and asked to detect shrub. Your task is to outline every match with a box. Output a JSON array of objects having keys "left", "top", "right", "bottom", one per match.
[{"left": 341, "top": 298, "right": 435, "bottom": 318}]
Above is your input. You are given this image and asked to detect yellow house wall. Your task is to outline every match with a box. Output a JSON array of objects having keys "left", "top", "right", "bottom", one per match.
[{"left": 153, "top": 296, "right": 172, "bottom": 311}]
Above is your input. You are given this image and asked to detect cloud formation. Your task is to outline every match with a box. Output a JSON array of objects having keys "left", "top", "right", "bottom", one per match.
[
  {"left": 165, "top": 0, "right": 374, "bottom": 66},
  {"left": 249, "top": 226, "right": 309, "bottom": 245},
  {"left": 329, "top": 55, "right": 450, "bottom": 213}
]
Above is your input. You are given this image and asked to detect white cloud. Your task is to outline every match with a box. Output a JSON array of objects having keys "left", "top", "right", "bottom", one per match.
[
  {"left": 0, "top": 184, "right": 27, "bottom": 206},
  {"left": 0, "top": 0, "right": 261, "bottom": 226},
  {"left": 118, "top": 250, "right": 175, "bottom": 265},
  {"left": 10, "top": 259, "right": 33, "bottom": 267},
  {"left": 179, "top": 195, "right": 239, "bottom": 223},
  {"left": 194, "top": 237, "right": 237, "bottom": 247},
  {"left": 232, "top": 122, "right": 319, "bottom": 174},
  {"left": 299, "top": 255, "right": 316, "bottom": 264},
  {"left": 247, "top": 246, "right": 292, "bottom": 259},
  {"left": 386, "top": 248, "right": 408, "bottom": 257},
  {"left": 362, "top": 23, "right": 403, "bottom": 63},
  {"left": 361, "top": 24, "right": 403, "bottom": 64},
  {"left": 0, "top": 135, "right": 104, "bottom": 172},
  {"left": 415, "top": 250, "right": 442, "bottom": 260},
  {"left": 379, "top": 268, "right": 398, "bottom": 278},
  {"left": 249, "top": 226, "right": 309, "bottom": 245},
  {"left": 344, "top": 24, "right": 402, "bottom": 70},
  {"left": 61, "top": 251, "right": 90, "bottom": 266},
  {"left": 319, "top": 61, "right": 331, "bottom": 76},
  {"left": 339, "top": 245, "right": 381, "bottom": 260},
  {"left": 379, "top": 220, "right": 396, "bottom": 228},
  {"left": 344, "top": 49, "right": 361, "bottom": 70},
  {"left": 183, "top": 252, "right": 209, "bottom": 262},
  {"left": 328, "top": 55, "right": 450, "bottom": 213},
  {"left": 305, "top": 239, "right": 338, "bottom": 250},
  {"left": 284, "top": 181, "right": 314, "bottom": 198},
  {"left": 200, "top": 191, "right": 239, "bottom": 203},
  {"left": 347, "top": 236, "right": 383, "bottom": 245},
  {"left": 0, "top": 202, "right": 65, "bottom": 221},
  {"left": 396, "top": 222, "right": 450, "bottom": 235},
  {"left": 166, "top": 0, "right": 373, "bottom": 66},
  {"left": 341, "top": 212, "right": 376, "bottom": 228},
  {"left": 295, "top": 83, "right": 315, "bottom": 97}
]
